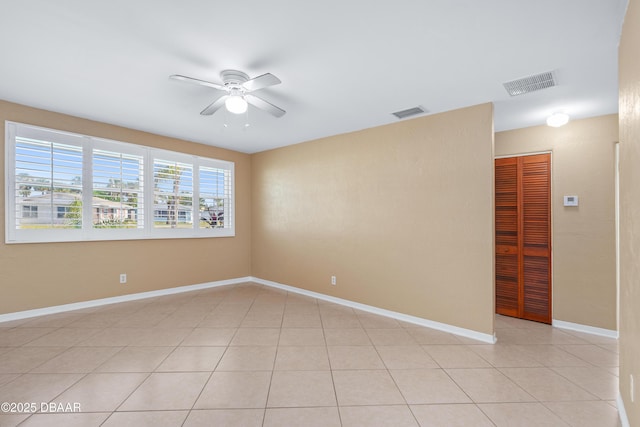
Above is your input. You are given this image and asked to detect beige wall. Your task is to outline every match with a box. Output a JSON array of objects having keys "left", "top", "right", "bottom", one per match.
[
  {"left": 0, "top": 100, "right": 252, "bottom": 315},
  {"left": 619, "top": 0, "right": 640, "bottom": 423},
  {"left": 251, "top": 103, "right": 495, "bottom": 335},
  {"left": 495, "top": 116, "right": 618, "bottom": 331}
]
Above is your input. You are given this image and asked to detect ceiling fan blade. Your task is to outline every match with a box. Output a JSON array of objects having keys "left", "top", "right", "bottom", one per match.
[
  {"left": 245, "top": 94, "right": 286, "bottom": 118},
  {"left": 200, "top": 94, "right": 228, "bottom": 115},
  {"left": 242, "top": 73, "right": 281, "bottom": 92},
  {"left": 170, "top": 74, "right": 225, "bottom": 91}
]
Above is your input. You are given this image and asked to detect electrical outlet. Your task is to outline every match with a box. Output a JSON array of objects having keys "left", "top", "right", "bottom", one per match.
[
  {"left": 631, "top": 374, "right": 635, "bottom": 403},
  {"left": 119, "top": 273, "right": 127, "bottom": 284},
  {"left": 331, "top": 276, "right": 336, "bottom": 286}
]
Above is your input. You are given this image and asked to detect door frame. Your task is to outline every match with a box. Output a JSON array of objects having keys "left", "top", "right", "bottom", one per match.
[
  {"left": 615, "top": 142, "right": 620, "bottom": 332},
  {"left": 494, "top": 150, "right": 553, "bottom": 322}
]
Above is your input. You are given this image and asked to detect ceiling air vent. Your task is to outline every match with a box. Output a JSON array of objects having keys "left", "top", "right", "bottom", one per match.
[
  {"left": 503, "top": 71, "right": 556, "bottom": 96},
  {"left": 392, "top": 106, "right": 426, "bottom": 119}
]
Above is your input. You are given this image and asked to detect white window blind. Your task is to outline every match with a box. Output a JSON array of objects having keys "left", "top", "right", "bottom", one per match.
[
  {"left": 153, "top": 159, "right": 193, "bottom": 229},
  {"left": 5, "top": 121, "right": 235, "bottom": 243},
  {"left": 199, "top": 165, "right": 233, "bottom": 229},
  {"left": 12, "top": 127, "right": 84, "bottom": 234},
  {"left": 92, "top": 148, "right": 144, "bottom": 229}
]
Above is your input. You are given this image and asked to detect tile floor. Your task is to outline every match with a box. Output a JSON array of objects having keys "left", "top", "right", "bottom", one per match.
[{"left": 0, "top": 282, "right": 621, "bottom": 426}]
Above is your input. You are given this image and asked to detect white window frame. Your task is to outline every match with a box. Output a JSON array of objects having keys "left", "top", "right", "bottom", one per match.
[{"left": 5, "top": 121, "right": 235, "bottom": 243}]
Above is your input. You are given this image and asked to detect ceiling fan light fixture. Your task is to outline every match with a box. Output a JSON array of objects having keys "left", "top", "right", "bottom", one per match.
[
  {"left": 546, "top": 112, "right": 570, "bottom": 127},
  {"left": 225, "top": 95, "right": 248, "bottom": 114}
]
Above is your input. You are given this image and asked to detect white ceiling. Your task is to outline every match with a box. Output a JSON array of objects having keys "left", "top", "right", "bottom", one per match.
[{"left": 0, "top": 0, "right": 628, "bottom": 153}]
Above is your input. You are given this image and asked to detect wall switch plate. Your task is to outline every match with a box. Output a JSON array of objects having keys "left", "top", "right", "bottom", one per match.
[{"left": 563, "top": 195, "right": 579, "bottom": 206}]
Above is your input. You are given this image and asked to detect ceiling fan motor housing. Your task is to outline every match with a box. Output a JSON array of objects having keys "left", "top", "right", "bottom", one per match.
[{"left": 221, "top": 70, "right": 249, "bottom": 88}]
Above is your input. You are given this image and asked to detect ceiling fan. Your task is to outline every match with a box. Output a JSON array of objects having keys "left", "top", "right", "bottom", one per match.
[{"left": 170, "top": 70, "right": 286, "bottom": 118}]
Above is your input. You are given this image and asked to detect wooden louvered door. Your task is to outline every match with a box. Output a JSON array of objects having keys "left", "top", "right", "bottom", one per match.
[
  {"left": 495, "top": 154, "right": 551, "bottom": 324},
  {"left": 495, "top": 157, "right": 520, "bottom": 318}
]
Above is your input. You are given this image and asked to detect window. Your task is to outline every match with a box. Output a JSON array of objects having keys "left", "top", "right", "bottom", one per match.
[
  {"left": 199, "top": 165, "right": 232, "bottom": 229},
  {"left": 57, "top": 206, "right": 68, "bottom": 219},
  {"left": 13, "top": 130, "right": 83, "bottom": 231},
  {"left": 92, "top": 148, "right": 144, "bottom": 229},
  {"left": 153, "top": 159, "right": 193, "bottom": 229},
  {"left": 6, "top": 122, "right": 235, "bottom": 243},
  {"left": 22, "top": 205, "right": 38, "bottom": 218}
]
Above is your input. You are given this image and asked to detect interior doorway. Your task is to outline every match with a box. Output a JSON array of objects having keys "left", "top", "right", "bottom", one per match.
[{"left": 495, "top": 153, "right": 552, "bottom": 324}]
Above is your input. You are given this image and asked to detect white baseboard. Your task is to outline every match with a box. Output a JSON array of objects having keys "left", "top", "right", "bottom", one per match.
[
  {"left": 1, "top": 275, "right": 495, "bottom": 344},
  {"left": 0, "top": 277, "right": 252, "bottom": 323},
  {"left": 617, "top": 392, "right": 631, "bottom": 427},
  {"left": 552, "top": 319, "right": 619, "bottom": 339},
  {"left": 250, "top": 276, "right": 496, "bottom": 344}
]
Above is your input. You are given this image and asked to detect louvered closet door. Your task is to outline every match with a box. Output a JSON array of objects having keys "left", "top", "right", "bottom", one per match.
[
  {"left": 495, "top": 154, "right": 551, "bottom": 324},
  {"left": 495, "top": 157, "right": 520, "bottom": 318}
]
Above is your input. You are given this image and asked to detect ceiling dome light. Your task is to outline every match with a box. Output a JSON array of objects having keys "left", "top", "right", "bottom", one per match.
[
  {"left": 546, "top": 112, "right": 570, "bottom": 127},
  {"left": 225, "top": 95, "right": 248, "bottom": 114}
]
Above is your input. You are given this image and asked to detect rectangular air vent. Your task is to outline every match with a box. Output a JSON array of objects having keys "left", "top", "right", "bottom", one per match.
[
  {"left": 392, "top": 106, "right": 426, "bottom": 119},
  {"left": 503, "top": 71, "right": 556, "bottom": 96}
]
